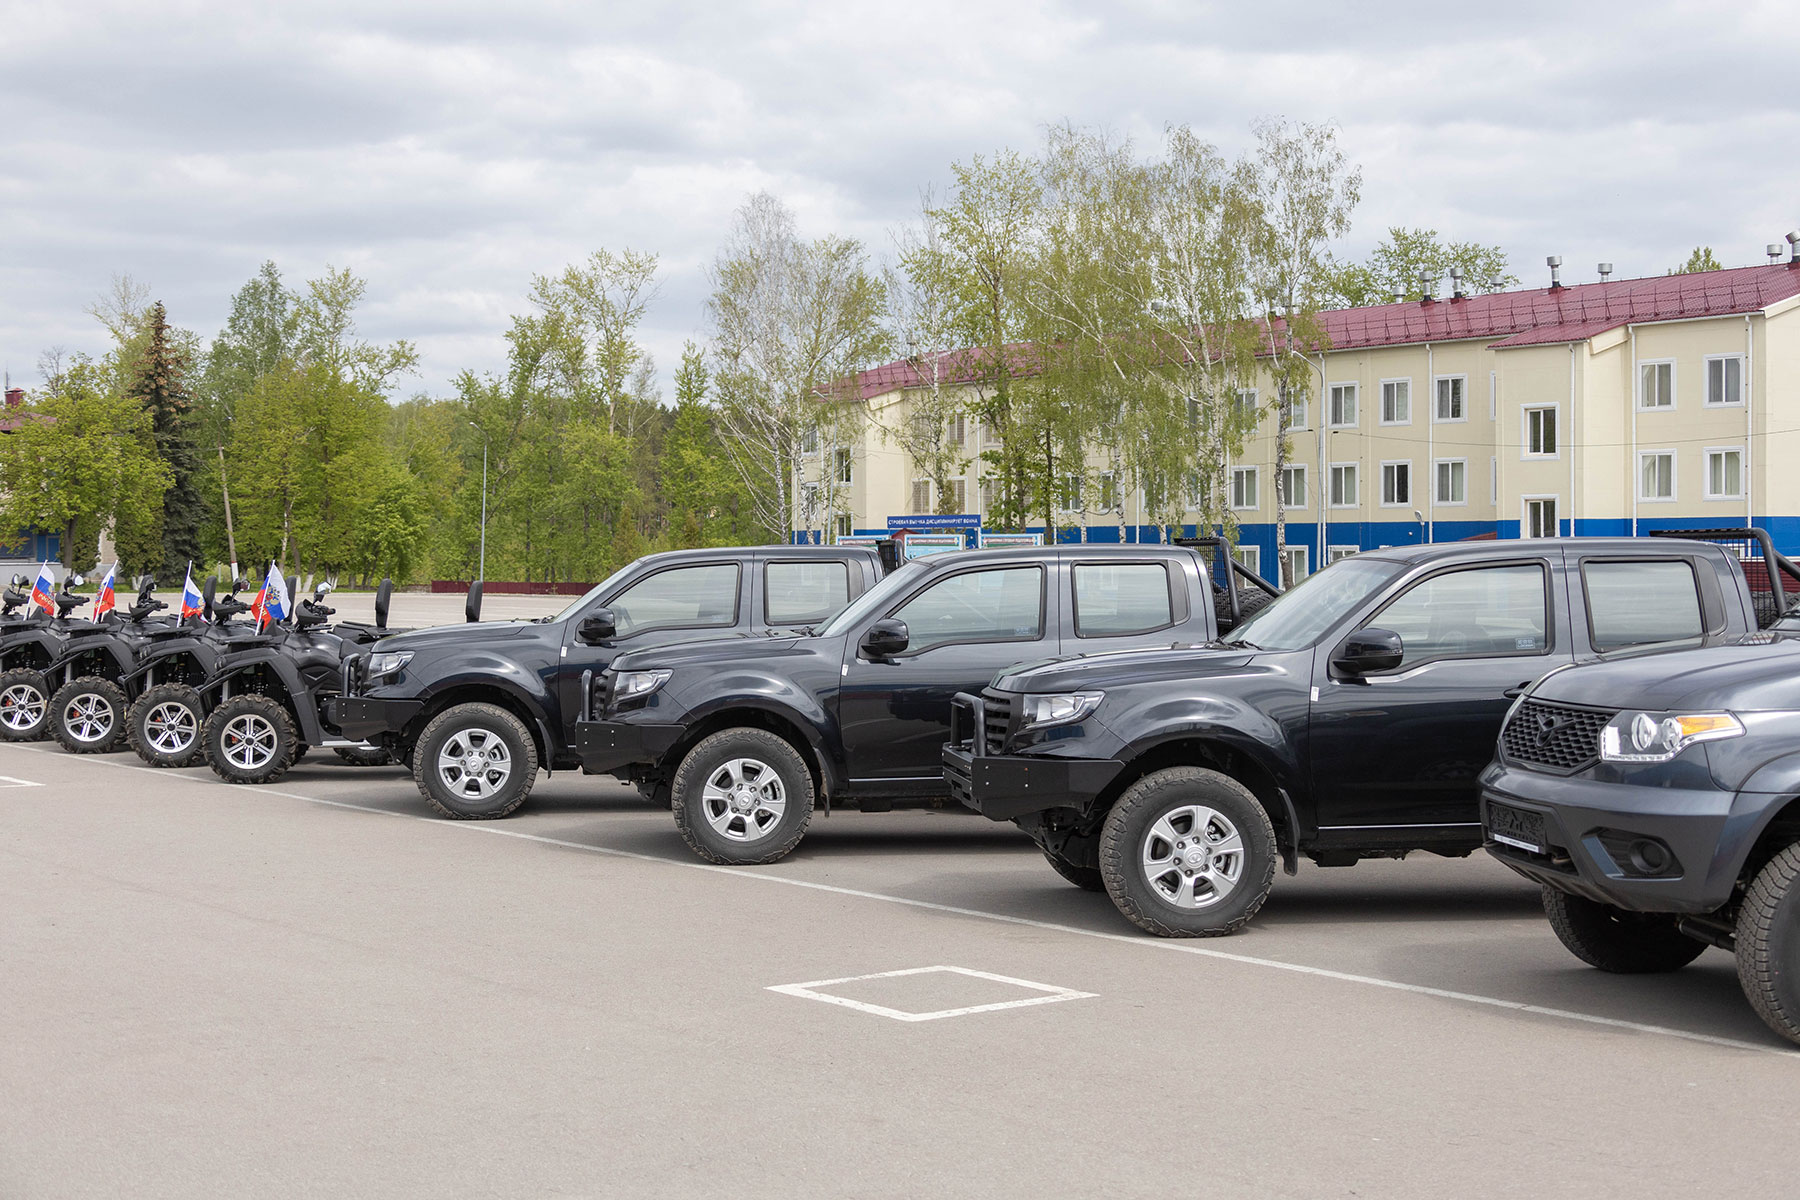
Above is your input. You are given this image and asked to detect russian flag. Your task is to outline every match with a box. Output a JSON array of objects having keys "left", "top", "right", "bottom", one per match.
[
  {"left": 251, "top": 561, "right": 290, "bottom": 629},
  {"left": 93, "top": 562, "right": 118, "bottom": 619},
  {"left": 179, "top": 564, "right": 204, "bottom": 620},
  {"left": 29, "top": 562, "right": 54, "bottom": 614}
]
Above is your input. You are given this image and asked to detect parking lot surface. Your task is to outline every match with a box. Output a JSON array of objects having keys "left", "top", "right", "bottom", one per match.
[{"left": 4, "top": 736, "right": 1797, "bottom": 1197}]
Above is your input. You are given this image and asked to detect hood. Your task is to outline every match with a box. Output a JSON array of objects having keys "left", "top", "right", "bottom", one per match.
[
  {"left": 371, "top": 619, "right": 546, "bottom": 653},
  {"left": 611, "top": 631, "right": 818, "bottom": 673},
  {"left": 993, "top": 643, "right": 1258, "bottom": 692},
  {"left": 1535, "top": 636, "right": 1800, "bottom": 712}
]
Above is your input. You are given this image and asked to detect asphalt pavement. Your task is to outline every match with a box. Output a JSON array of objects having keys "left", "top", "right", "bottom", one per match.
[{"left": 3, "top": 733, "right": 1796, "bottom": 1199}]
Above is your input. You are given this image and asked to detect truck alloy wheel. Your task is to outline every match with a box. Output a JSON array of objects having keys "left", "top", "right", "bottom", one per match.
[
  {"left": 412, "top": 703, "right": 538, "bottom": 819},
  {"left": 50, "top": 676, "right": 128, "bottom": 754},
  {"left": 1099, "top": 767, "right": 1277, "bottom": 937},
  {"left": 1541, "top": 888, "right": 1707, "bottom": 974},
  {"left": 203, "top": 695, "right": 298, "bottom": 785},
  {"left": 0, "top": 669, "right": 50, "bottom": 741},
  {"left": 128, "top": 684, "right": 206, "bottom": 768},
  {"left": 672, "top": 728, "right": 813, "bottom": 865},
  {"left": 1735, "top": 842, "right": 1800, "bottom": 1046}
]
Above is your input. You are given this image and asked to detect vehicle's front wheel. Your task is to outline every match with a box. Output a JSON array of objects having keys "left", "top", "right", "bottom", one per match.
[
  {"left": 671, "top": 729, "right": 813, "bottom": 865},
  {"left": 1098, "top": 767, "right": 1277, "bottom": 937},
  {"left": 1043, "top": 846, "right": 1104, "bottom": 891},
  {"left": 50, "top": 676, "right": 128, "bottom": 754},
  {"left": 1542, "top": 887, "right": 1707, "bottom": 973},
  {"left": 127, "top": 684, "right": 205, "bottom": 767},
  {"left": 1736, "top": 843, "right": 1800, "bottom": 1046},
  {"left": 203, "top": 694, "right": 298, "bottom": 784},
  {"left": 412, "top": 703, "right": 538, "bottom": 819},
  {"left": 0, "top": 668, "right": 51, "bottom": 742}
]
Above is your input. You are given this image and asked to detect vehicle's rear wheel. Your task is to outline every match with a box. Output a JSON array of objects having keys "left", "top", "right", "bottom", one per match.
[
  {"left": 1098, "top": 767, "right": 1277, "bottom": 937},
  {"left": 412, "top": 703, "right": 538, "bottom": 819},
  {"left": 1043, "top": 846, "right": 1104, "bottom": 891},
  {"left": 333, "top": 745, "right": 394, "bottom": 766},
  {"left": 51, "top": 676, "right": 128, "bottom": 754},
  {"left": 127, "top": 684, "right": 205, "bottom": 767},
  {"left": 1736, "top": 842, "right": 1800, "bottom": 1046},
  {"left": 203, "top": 695, "right": 298, "bottom": 784},
  {"left": 671, "top": 728, "right": 813, "bottom": 865},
  {"left": 0, "top": 668, "right": 51, "bottom": 741},
  {"left": 1542, "top": 887, "right": 1707, "bottom": 973}
]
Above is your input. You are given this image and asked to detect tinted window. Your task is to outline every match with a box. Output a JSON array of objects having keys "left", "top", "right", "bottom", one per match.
[
  {"left": 1074, "top": 563, "right": 1175, "bottom": 637},
  {"left": 1223, "top": 558, "right": 1400, "bottom": 651},
  {"left": 1584, "top": 560, "right": 1704, "bottom": 650},
  {"left": 1370, "top": 564, "right": 1548, "bottom": 666},
  {"left": 890, "top": 566, "right": 1043, "bottom": 654},
  {"left": 765, "top": 561, "right": 851, "bottom": 627},
  {"left": 609, "top": 564, "right": 740, "bottom": 637}
]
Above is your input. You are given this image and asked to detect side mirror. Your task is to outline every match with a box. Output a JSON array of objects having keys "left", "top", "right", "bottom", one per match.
[
  {"left": 1333, "top": 628, "right": 1405, "bottom": 676},
  {"left": 860, "top": 617, "right": 910, "bottom": 659},
  {"left": 202, "top": 575, "right": 217, "bottom": 621},
  {"left": 578, "top": 608, "right": 617, "bottom": 644},
  {"left": 9, "top": 574, "right": 21, "bottom": 587},
  {"left": 465, "top": 580, "right": 483, "bottom": 623},
  {"left": 375, "top": 577, "right": 392, "bottom": 631},
  {"left": 69, "top": 574, "right": 85, "bottom": 588}
]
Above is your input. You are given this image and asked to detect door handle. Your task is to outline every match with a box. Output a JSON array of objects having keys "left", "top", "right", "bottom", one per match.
[{"left": 1503, "top": 683, "right": 1531, "bottom": 699}]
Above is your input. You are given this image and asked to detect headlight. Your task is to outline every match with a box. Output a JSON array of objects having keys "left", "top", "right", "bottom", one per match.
[
  {"left": 1600, "top": 710, "right": 1743, "bottom": 763},
  {"left": 613, "top": 669, "right": 671, "bottom": 702},
  {"left": 1018, "top": 692, "right": 1105, "bottom": 731},
  {"left": 365, "top": 651, "right": 413, "bottom": 678}
]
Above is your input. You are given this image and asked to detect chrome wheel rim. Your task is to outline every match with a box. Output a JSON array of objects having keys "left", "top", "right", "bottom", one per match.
[
  {"left": 145, "top": 702, "right": 198, "bottom": 755},
  {"left": 435, "top": 728, "right": 512, "bottom": 801},
  {"left": 64, "top": 693, "right": 114, "bottom": 743},
  {"left": 1, "top": 684, "right": 44, "bottom": 730},
  {"left": 221, "top": 714, "right": 279, "bottom": 771},
  {"left": 700, "top": 757, "right": 786, "bottom": 842},
  {"left": 1140, "top": 804, "right": 1245, "bottom": 909}
]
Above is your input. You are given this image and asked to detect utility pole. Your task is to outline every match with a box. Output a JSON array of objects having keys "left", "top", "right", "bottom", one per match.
[{"left": 216, "top": 446, "right": 239, "bottom": 581}]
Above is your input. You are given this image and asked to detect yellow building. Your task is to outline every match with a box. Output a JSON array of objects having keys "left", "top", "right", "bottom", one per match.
[{"left": 797, "top": 255, "right": 1800, "bottom": 578}]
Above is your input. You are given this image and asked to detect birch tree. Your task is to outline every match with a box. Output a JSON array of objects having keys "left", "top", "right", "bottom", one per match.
[{"left": 887, "top": 192, "right": 973, "bottom": 516}]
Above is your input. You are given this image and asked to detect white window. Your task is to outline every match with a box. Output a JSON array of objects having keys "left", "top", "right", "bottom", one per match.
[
  {"left": 1327, "top": 545, "right": 1359, "bottom": 563},
  {"left": 1435, "top": 375, "right": 1466, "bottom": 421},
  {"left": 1098, "top": 472, "right": 1119, "bottom": 510},
  {"left": 801, "top": 427, "right": 820, "bottom": 456},
  {"left": 834, "top": 514, "right": 853, "bottom": 539},
  {"left": 1186, "top": 473, "right": 1206, "bottom": 511},
  {"left": 1705, "top": 448, "right": 1743, "bottom": 500},
  {"left": 949, "top": 414, "right": 967, "bottom": 445},
  {"left": 1380, "top": 379, "right": 1410, "bottom": 425},
  {"left": 834, "top": 448, "right": 853, "bottom": 484},
  {"left": 1638, "top": 450, "right": 1675, "bottom": 501},
  {"left": 1230, "top": 466, "right": 1258, "bottom": 510},
  {"left": 1329, "top": 383, "right": 1358, "bottom": 428},
  {"left": 1640, "top": 361, "right": 1675, "bottom": 410},
  {"left": 949, "top": 478, "right": 967, "bottom": 512},
  {"left": 1235, "top": 389, "right": 1259, "bottom": 428},
  {"left": 1232, "top": 545, "right": 1260, "bottom": 574},
  {"left": 1380, "top": 461, "right": 1411, "bottom": 506},
  {"left": 1524, "top": 497, "right": 1559, "bottom": 539},
  {"left": 910, "top": 478, "right": 931, "bottom": 513},
  {"left": 1329, "top": 463, "right": 1359, "bottom": 508},
  {"left": 979, "top": 478, "right": 996, "bottom": 513},
  {"left": 1435, "top": 459, "right": 1468, "bottom": 506},
  {"left": 1287, "top": 389, "right": 1309, "bottom": 430},
  {"left": 1279, "top": 464, "right": 1307, "bottom": 509},
  {"left": 1187, "top": 398, "right": 1203, "bottom": 428},
  {"left": 1524, "top": 405, "right": 1558, "bottom": 457},
  {"left": 1489, "top": 371, "right": 1497, "bottom": 421},
  {"left": 1707, "top": 356, "right": 1743, "bottom": 407},
  {"left": 1058, "top": 474, "right": 1083, "bottom": 513},
  {"left": 1281, "top": 546, "right": 1309, "bottom": 584}
]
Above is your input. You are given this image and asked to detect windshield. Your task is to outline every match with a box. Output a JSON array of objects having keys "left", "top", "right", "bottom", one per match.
[
  {"left": 549, "top": 560, "right": 641, "bottom": 624},
  {"left": 816, "top": 561, "right": 931, "bottom": 637},
  {"left": 1221, "top": 558, "right": 1401, "bottom": 651}
]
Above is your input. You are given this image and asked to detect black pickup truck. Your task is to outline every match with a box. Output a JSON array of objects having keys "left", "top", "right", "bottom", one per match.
[
  {"left": 948, "top": 534, "right": 1781, "bottom": 938},
  {"left": 577, "top": 544, "right": 1226, "bottom": 867},
  {"left": 328, "top": 545, "right": 889, "bottom": 819}
]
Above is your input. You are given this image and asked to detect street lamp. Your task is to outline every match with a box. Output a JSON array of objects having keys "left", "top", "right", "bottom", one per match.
[{"left": 468, "top": 422, "right": 488, "bottom": 583}]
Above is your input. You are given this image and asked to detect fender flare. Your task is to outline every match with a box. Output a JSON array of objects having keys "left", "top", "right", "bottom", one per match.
[
  {"left": 202, "top": 650, "right": 325, "bottom": 744},
  {"left": 663, "top": 693, "right": 846, "bottom": 797}
]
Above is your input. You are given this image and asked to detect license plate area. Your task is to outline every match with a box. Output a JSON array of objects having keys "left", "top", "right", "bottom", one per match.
[{"left": 1487, "top": 800, "right": 1547, "bottom": 854}]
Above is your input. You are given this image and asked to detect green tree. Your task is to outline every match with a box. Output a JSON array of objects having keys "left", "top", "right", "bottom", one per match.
[
  {"left": 1672, "top": 246, "right": 1723, "bottom": 274},
  {"left": 660, "top": 342, "right": 759, "bottom": 546},
  {"left": 118, "top": 302, "right": 205, "bottom": 579},
  {"left": 1331, "top": 226, "right": 1515, "bottom": 306}
]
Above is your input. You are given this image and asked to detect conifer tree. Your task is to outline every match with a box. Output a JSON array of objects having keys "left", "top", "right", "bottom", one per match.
[{"left": 122, "top": 302, "right": 206, "bottom": 578}]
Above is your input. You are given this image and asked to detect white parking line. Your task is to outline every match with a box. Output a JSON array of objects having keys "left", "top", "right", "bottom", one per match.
[
  {"left": 8, "top": 744, "right": 1796, "bottom": 1057},
  {"left": 0, "top": 774, "right": 43, "bottom": 788},
  {"left": 768, "top": 965, "right": 1097, "bottom": 1022}
]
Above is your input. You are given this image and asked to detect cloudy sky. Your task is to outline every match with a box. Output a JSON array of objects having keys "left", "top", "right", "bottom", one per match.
[{"left": 4, "top": 0, "right": 1796, "bottom": 398}]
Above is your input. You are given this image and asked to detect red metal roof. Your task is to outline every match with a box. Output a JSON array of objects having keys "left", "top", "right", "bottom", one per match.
[{"left": 853, "top": 263, "right": 1800, "bottom": 398}]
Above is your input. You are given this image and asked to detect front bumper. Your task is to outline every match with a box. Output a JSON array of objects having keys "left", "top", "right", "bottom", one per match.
[
  {"left": 944, "top": 691, "right": 1122, "bottom": 822},
  {"left": 572, "top": 719, "right": 685, "bottom": 774},
  {"left": 324, "top": 696, "right": 424, "bottom": 742},
  {"left": 1479, "top": 760, "right": 1748, "bottom": 913}
]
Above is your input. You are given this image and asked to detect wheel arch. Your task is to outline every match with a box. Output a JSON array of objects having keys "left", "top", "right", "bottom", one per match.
[
  {"left": 1740, "top": 795, "right": 1800, "bottom": 891},
  {"left": 413, "top": 682, "right": 553, "bottom": 766},
  {"left": 1093, "top": 733, "right": 1303, "bottom": 871},
  {"left": 661, "top": 703, "right": 838, "bottom": 802}
]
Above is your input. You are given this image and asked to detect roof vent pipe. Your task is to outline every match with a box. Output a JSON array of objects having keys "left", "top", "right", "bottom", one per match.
[
  {"left": 1449, "top": 266, "right": 1465, "bottom": 299},
  {"left": 1769, "top": 244, "right": 1785, "bottom": 264},
  {"left": 1788, "top": 230, "right": 1800, "bottom": 266},
  {"left": 1418, "top": 272, "right": 1435, "bottom": 303},
  {"left": 1598, "top": 262, "right": 1613, "bottom": 281},
  {"left": 1546, "top": 255, "right": 1563, "bottom": 289}
]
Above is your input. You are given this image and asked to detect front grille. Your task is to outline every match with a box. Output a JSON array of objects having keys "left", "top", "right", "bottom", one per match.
[
  {"left": 982, "top": 688, "right": 1015, "bottom": 755},
  {"left": 1501, "top": 700, "right": 1614, "bottom": 774}
]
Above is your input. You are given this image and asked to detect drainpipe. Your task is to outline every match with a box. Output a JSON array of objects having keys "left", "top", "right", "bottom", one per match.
[
  {"left": 1317, "top": 354, "right": 1328, "bottom": 569},
  {"left": 1569, "top": 343, "right": 1577, "bottom": 538},
  {"left": 1425, "top": 343, "right": 1435, "bottom": 543},
  {"left": 1630, "top": 325, "right": 1639, "bottom": 537},
  {"left": 1746, "top": 314, "right": 1755, "bottom": 531}
]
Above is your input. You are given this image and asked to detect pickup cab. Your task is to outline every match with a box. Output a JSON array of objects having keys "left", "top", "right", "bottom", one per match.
[
  {"left": 948, "top": 536, "right": 1771, "bottom": 938},
  {"left": 328, "top": 545, "right": 888, "bottom": 819},
  {"left": 576, "top": 545, "right": 1225, "bottom": 866}
]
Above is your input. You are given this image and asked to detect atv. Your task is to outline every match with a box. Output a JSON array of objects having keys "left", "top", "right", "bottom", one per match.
[
  {"left": 0, "top": 572, "right": 100, "bottom": 743},
  {"left": 40, "top": 578, "right": 181, "bottom": 754}
]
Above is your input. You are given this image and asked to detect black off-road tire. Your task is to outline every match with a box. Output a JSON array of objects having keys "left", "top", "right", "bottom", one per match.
[
  {"left": 1099, "top": 767, "right": 1277, "bottom": 937},
  {"left": 1212, "top": 586, "right": 1273, "bottom": 633},
  {"left": 333, "top": 745, "right": 394, "bottom": 767},
  {"left": 411, "top": 703, "right": 538, "bottom": 819},
  {"left": 50, "top": 676, "right": 128, "bottom": 754},
  {"left": 1043, "top": 846, "right": 1105, "bottom": 891},
  {"left": 0, "top": 668, "right": 51, "bottom": 742},
  {"left": 1542, "top": 887, "right": 1707, "bottom": 974},
  {"left": 126, "top": 683, "right": 206, "bottom": 767},
  {"left": 292, "top": 743, "right": 309, "bottom": 764},
  {"left": 1736, "top": 843, "right": 1800, "bottom": 1046},
  {"left": 671, "top": 728, "right": 814, "bottom": 865},
  {"left": 203, "top": 694, "right": 298, "bottom": 785}
]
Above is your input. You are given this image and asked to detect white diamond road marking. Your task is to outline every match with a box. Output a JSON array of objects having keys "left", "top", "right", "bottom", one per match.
[
  {"left": 767, "top": 965, "right": 1098, "bottom": 1023},
  {"left": 0, "top": 775, "right": 42, "bottom": 788}
]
